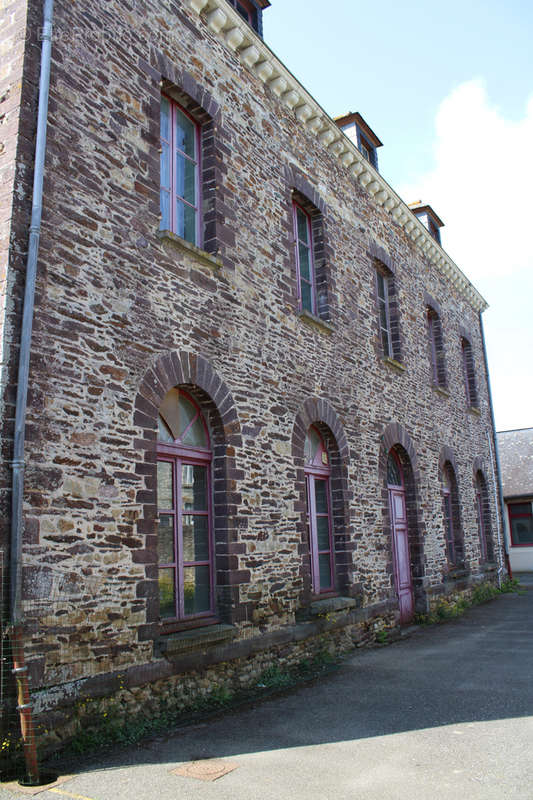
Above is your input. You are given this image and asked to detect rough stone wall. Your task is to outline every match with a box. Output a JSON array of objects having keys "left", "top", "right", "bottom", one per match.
[{"left": 3, "top": 0, "right": 504, "bottom": 728}]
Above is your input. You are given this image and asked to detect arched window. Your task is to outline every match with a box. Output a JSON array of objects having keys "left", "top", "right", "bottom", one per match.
[
  {"left": 304, "top": 426, "right": 334, "bottom": 594},
  {"left": 157, "top": 388, "right": 213, "bottom": 622},
  {"left": 475, "top": 471, "right": 494, "bottom": 562},
  {"left": 442, "top": 463, "right": 463, "bottom": 566}
]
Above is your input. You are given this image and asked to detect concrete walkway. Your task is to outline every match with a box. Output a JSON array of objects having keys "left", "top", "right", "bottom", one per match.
[{"left": 3, "top": 579, "right": 533, "bottom": 800}]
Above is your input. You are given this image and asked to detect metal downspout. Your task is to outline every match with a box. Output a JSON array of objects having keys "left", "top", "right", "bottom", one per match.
[
  {"left": 10, "top": 0, "right": 54, "bottom": 626},
  {"left": 479, "top": 311, "right": 508, "bottom": 583},
  {"left": 8, "top": 0, "right": 54, "bottom": 785}
]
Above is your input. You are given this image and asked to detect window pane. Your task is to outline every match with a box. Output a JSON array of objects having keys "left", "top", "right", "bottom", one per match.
[
  {"left": 157, "top": 461, "right": 173, "bottom": 509},
  {"left": 160, "top": 142, "right": 171, "bottom": 189},
  {"left": 182, "top": 514, "right": 209, "bottom": 562},
  {"left": 174, "top": 107, "right": 196, "bottom": 157},
  {"left": 182, "top": 417, "right": 207, "bottom": 448},
  {"left": 182, "top": 465, "right": 208, "bottom": 511},
  {"left": 316, "top": 515, "right": 330, "bottom": 551},
  {"left": 298, "top": 242, "right": 311, "bottom": 280},
  {"left": 183, "top": 565, "right": 211, "bottom": 615},
  {"left": 387, "top": 454, "right": 401, "bottom": 486},
  {"left": 304, "top": 427, "right": 320, "bottom": 464},
  {"left": 377, "top": 272, "right": 386, "bottom": 301},
  {"left": 301, "top": 280, "right": 313, "bottom": 313},
  {"left": 176, "top": 198, "right": 197, "bottom": 244},
  {"left": 160, "top": 189, "right": 170, "bottom": 231},
  {"left": 175, "top": 153, "right": 197, "bottom": 206},
  {"left": 158, "top": 415, "right": 173, "bottom": 443},
  {"left": 509, "top": 503, "right": 532, "bottom": 516},
  {"left": 319, "top": 553, "right": 332, "bottom": 590},
  {"left": 157, "top": 514, "right": 175, "bottom": 564},
  {"left": 511, "top": 517, "right": 533, "bottom": 545},
  {"left": 379, "top": 300, "right": 388, "bottom": 332},
  {"left": 296, "top": 208, "right": 309, "bottom": 243},
  {"left": 381, "top": 329, "right": 390, "bottom": 356},
  {"left": 158, "top": 568, "right": 176, "bottom": 618},
  {"left": 160, "top": 96, "right": 170, "bottom": 141},
  {"left": 314, "top": 480, "right": 328, "bottom": 514}
]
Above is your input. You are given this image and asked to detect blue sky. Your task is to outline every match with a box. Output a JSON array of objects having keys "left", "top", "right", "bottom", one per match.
[{"left": 264, "top": 1, "right": 533, "bottom": 431}]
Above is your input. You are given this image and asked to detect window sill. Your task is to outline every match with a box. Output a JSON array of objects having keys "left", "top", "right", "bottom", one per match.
[
  {"left": 468, "top": 405, "right": 481, "bottom": 416},
  {"left": 308, "top": 596, "right": 356, "bottom": 617},
  {"left": 445, "top": 565, "right": 470, "bottom": 581},
  {"left": 382, "top": 356, "right": 406, "bottom": 372},
  {"left": 158, "top": 623, "right": 236, "bottom": 658},
  {"left": 431, "top": 384, "right": 450, "bottom": 398},
  {"left": 298, "top": 309, "right": 334, "bottom": 334},
  {"left": 157, "top": 229, "right": 223, "bottom": 271}
]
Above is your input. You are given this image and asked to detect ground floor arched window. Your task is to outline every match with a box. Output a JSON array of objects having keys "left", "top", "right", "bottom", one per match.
[
  {"left": 157, "top": 388, "right": 214, "bottom": 621},
  {"left": 304, "top": 426, "right": 334, "bottom": 594}
]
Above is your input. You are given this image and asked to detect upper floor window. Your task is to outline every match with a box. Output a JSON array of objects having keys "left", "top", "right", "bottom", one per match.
[
  {"left": 427, "top": 307, "right": 446, "bottom": 387},
  {"left": 508, "top": 501, "right": 533, "bottom": 547},
  {"left": 157, "top": 388, "right": 214, "bottom": 624},
  {"left": 293, "top": 201, "right": 316, "bottom": 315},
  {"left": 160, "top": 96, "right": 200, "bottom": 246},
  {"left": 304, "top": 426, "right": 334, "bottom": 595},
  {"left": 375, "top": 265, "right": 401, "bottom": 362},
  {"left": 461, "top": 337, "right": 478, "bottom": 407}
]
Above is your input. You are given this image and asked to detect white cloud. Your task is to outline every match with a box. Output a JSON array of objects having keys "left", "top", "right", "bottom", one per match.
[{"left": 399, "top": 81, "right": 533, "bottom": 430}]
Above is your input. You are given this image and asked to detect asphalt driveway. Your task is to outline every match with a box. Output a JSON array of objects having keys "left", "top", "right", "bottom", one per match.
[{"left": 3, "top": 577, "right": 533, "bottom": 800}]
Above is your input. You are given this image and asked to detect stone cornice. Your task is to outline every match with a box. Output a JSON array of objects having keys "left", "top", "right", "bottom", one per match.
[{"left": 187, "top": 0, "right": 488, "bottom": 313}]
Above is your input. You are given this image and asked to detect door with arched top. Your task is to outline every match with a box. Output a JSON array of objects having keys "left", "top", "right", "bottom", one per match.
[{"left": 387, "top": 449, "right": 414, "bottom": 623}]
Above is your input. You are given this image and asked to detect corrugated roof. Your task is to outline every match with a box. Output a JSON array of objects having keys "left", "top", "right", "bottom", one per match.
[{"left": 497, "top": 428, "right": 533, "bottom": 498}]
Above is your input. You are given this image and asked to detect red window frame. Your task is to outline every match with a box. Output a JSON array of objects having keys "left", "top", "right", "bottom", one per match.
[
  {"left": 304, "top": 427, "right": 335, "bottom": 594},
  {"left": 376, "top": 269, "right": 392, "bottom": 357},
  {"left": 508, "top": 501, "right": 533, "bottom": 547},
  {"left": 160, "top": 95, "right": 202, "bottom": 246},
  {"left": 293, "top": 201, "right": 317, "bottom": 315},
  {"left": 157, "top": 392, "right": 214, "bottom": 625}
]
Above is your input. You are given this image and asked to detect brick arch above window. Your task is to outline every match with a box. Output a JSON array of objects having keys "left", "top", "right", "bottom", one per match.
[
  {"left": 438, "top": 445, "right": 458, "bottom": 477},
  {"left": 380, "top": 422, "right": 419, "bottom": 475},
  {"left": 292, "top": 397, "right": 349, "bottom": 463},
  {"left": 472, "top": 456, "right": 488, "bottom": 477}
]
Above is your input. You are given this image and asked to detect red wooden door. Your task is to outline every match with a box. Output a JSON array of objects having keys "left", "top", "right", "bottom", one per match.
[{"left": 389, "top": 486, "right": 414, "bottom": 624}]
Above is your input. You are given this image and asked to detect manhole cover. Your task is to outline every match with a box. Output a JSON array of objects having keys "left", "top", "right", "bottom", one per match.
[{"left": 171, "top": 760, "right": 238, "bottom": 782}]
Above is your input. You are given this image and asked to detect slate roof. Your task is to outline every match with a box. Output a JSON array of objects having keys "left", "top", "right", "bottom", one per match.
[{"left": 497, "top": 428, "right": 533, "bottom": 499}]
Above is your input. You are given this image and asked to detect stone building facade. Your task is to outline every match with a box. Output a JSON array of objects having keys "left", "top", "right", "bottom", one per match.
[{"left": 1, "top": 0, "right": 504, "bottom": 747}]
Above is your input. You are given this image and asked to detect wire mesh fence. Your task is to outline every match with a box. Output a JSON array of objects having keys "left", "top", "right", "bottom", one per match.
[{"left": 1, "top": 557, "right": 107, "bottom": 782}]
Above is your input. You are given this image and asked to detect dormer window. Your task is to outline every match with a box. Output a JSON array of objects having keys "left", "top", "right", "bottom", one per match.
[
  {"left": 225, "top": 0, "right": 270, "bottom": 36},
  {"left": 334, "top": 111, "right": 383, "bottom": 172},
  {"left": 409, "top": 203, "right": 444, "bottom": 246}
]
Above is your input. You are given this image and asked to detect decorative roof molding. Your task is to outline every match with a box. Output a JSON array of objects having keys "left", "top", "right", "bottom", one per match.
[{"left": 188, "top": 0, "right": 488, "bottom": 313}]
